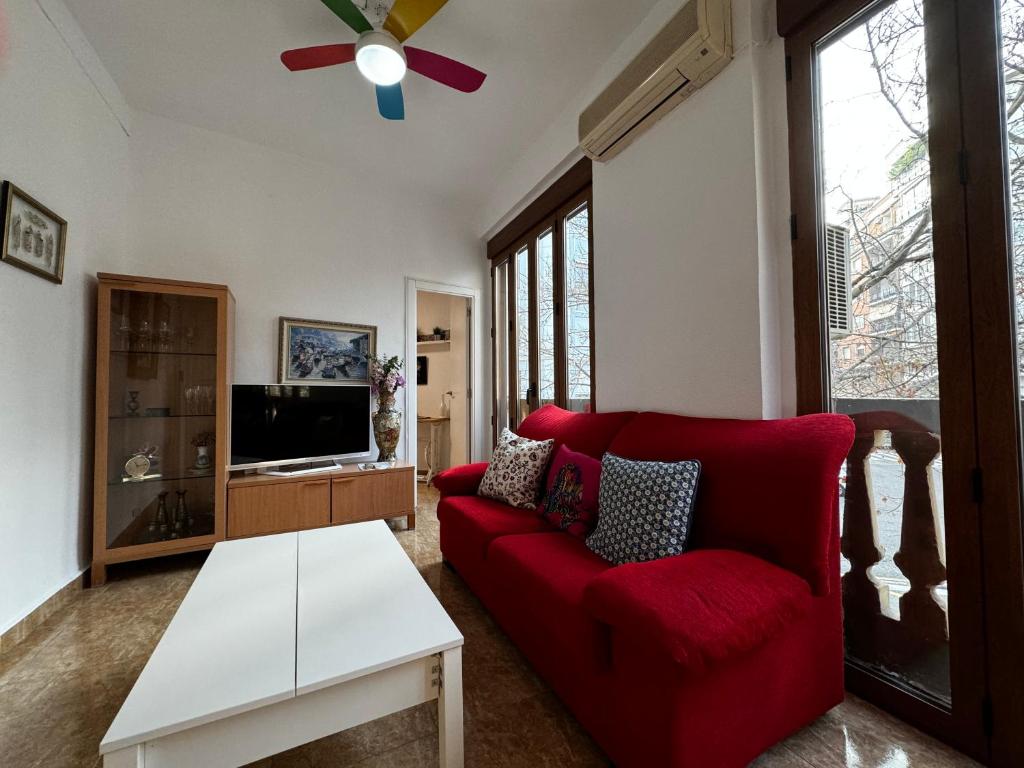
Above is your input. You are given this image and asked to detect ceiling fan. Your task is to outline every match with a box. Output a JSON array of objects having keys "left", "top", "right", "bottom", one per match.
[{"left": 281, "top": 0, "right": 487, "bottom": 121}]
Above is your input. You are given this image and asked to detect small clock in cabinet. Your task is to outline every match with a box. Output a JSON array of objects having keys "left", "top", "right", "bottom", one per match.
[{"left": 124, "top": 453, "right": 151, "bottom": 481}]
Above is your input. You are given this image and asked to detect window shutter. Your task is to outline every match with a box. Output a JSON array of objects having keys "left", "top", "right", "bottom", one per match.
[{"left": 824, "top": 224, "right": 851, "bottom": 333}]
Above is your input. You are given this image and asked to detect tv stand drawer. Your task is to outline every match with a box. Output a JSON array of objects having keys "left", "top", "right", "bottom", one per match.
[
  {"left": 331, "top": 468, "right": 414, "bottom": 525},
  {"left": 227, "top": 478, "right": 330, "bottom": 538}
]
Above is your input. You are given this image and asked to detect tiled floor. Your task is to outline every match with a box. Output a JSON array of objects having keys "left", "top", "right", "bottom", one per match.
[{"left": 1, "top": 487, "right": 981, "bottom": 768}]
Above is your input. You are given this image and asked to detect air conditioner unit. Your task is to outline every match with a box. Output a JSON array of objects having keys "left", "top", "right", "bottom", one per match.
[
  {"left": 578, "top": 0, "right": 733, "bottom": 162},
  {"left": 824, "top": 223, "right": 852, "bottom": 335}
]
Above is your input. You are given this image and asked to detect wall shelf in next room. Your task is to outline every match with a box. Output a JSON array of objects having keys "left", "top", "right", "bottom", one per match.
[{"left": 417, "top": 340, "right": 451, "bottom": 351}]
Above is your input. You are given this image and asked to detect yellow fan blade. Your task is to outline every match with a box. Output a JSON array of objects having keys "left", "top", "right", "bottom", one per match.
[{"left": 382, "top": 0, "right": 449, "bottom": 43}]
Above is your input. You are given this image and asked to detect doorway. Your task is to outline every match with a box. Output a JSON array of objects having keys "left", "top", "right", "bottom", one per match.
[{"left": 413, "top": 289, "right": 472, "bottom": 483}]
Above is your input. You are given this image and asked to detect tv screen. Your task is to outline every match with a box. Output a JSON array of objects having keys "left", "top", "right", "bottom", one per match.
[{"left": 230, "top": 384, "right": 371, "bottom": 469}]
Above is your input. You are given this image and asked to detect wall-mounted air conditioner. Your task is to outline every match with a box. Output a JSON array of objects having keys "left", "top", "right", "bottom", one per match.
[
  {"left": 578, "top": 0, "right": 733, "bottom": 162},
  {"left": 825, "top": 223, "right": 852, "bottom": 335}
]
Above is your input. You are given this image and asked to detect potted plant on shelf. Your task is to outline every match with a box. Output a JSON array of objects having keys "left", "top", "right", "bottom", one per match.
[
  {"left": 368, "top": 354, "right": 406, "bottom": 463},
  {"left": 432, "top": 326, "right": 444, "bottom": 341},
  {"left": 190, "top": 431, "right": 215, "bottom": 472}
]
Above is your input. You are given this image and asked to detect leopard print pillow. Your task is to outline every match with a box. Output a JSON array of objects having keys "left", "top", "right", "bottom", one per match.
[{"left": 478, "top": 428, "right": 555, "bottom": 509}]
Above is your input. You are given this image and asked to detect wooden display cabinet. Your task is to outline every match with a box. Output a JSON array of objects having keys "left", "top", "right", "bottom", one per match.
[{"left": 91, "top": 274, "right": 234, "bottom": 586}]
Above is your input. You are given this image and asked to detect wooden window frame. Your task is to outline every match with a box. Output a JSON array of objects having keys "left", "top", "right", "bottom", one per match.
[
  {"left": 488, "top": 159, "right": 594, "bottom": 445},
  {"left": 783, "top": 0, "right": 1024, "bottom": 764}
]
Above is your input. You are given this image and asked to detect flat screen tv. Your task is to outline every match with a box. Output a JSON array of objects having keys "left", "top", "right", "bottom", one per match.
[{"left": 230, "top": 384, "right": 371, "bottom": 469}]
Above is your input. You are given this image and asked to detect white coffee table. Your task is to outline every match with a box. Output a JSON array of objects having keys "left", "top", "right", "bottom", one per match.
[{"left": 100, "top": 521, "right": 464, "bottom": 768}]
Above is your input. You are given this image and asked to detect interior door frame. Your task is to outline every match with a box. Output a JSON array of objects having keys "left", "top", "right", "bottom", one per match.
[
  {"left": 403, "top": 278, "right": 480, "bottom": 473},
  {"left": 785, "top": 0, "right": 990, "bottom": 758}
]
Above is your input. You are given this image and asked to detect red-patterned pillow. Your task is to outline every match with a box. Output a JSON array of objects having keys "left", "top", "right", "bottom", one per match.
[
  {"left": 478, "top": 428, "right": 555, "bottom": 509},
  {"left": 538, "top": 444, "right": 602, "bottom": 538}
]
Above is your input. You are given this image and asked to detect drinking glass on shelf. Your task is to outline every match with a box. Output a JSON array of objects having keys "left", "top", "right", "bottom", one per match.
[
  {"left": 157, "top": 320, "right": 174, "bottom": 352},
  {"left": 135, "top": 320, "right": 152, "bottom": 352},
  {"left": 184, "top": 326, "right": 196, "bottom": 352},
  {"left": 116, "top": 315, "right": 132, "bottom": 350}
]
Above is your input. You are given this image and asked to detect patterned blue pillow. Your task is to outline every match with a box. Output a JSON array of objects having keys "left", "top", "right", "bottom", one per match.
[{"left": 586, "top": 453, "right": 702, "bottom": 566}]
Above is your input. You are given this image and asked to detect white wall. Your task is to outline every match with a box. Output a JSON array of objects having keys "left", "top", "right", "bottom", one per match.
[
  {"left": 127, "top": 110, "right": 484, "bottom": 401},
  {"left": 478, "top": 0, "right": 795, "bottom": 420},
  {"left": 0, "top": 0, "right": 131, "bottom": 633}
]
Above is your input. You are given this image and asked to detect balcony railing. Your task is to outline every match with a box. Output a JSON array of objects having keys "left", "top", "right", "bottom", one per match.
[{"left": 834, "top": 398, "right": 949, "bottom": 702}]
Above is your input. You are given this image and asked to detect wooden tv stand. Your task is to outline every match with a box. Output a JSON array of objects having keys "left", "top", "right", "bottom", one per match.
[{"left": 226, "top": 462, "right": 415, "bottom": 539}]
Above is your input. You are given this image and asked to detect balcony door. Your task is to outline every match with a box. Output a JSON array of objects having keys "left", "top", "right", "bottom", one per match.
[{"left": 786, "top": 0, "right": 1024, "bottom": 763}]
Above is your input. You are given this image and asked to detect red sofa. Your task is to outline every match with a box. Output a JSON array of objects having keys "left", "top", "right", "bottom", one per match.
[{"left": 433, "top": 405, "right": 855, "bottom": 767}]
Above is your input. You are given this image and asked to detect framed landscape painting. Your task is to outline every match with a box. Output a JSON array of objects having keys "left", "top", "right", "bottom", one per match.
[
  {"left": 278, "top": 317, "right": 377, "bottom": 385},
  {"left": 1, "top": 181, "right": 67, "bottom": 284}
]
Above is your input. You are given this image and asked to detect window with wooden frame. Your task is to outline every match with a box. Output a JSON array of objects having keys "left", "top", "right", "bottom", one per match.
[
  {"left": 488, "top": 159, "right": 594, "bottom": 443},
  {"left": 782, "top": 0, "right": 1024, "bottom": 764}
]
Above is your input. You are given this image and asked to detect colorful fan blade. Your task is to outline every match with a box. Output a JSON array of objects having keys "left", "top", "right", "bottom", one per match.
[
  {"left": 382, "top": 0, "right": 448, "bottom": 42},
  {"left": 319, "top": 0, "right": 372, "bottom": 34},
  {"left": 405, "top": 47, "right": 486, "bottom": 93},
  {"left": 281, "top": 43, "right": 356, "bottom": 71},
  {"left": 376, "top": 83, "right": 405, "bottom": 120}
]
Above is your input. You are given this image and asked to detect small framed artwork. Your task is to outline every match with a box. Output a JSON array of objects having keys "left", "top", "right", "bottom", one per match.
[
  {"left": 417, "top": 355, "right": 428, "bottom": 385},
  {"left": 278, "top": 317, "right": 377, "bottom": 385},
  {"left": 1, "top": 181, "right": 67, "bottom": 284}
]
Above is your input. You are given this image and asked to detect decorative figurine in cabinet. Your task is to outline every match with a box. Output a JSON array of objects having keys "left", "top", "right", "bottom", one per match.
[{"left": 91, "top": 274, "right": 234, "bottom": 586}]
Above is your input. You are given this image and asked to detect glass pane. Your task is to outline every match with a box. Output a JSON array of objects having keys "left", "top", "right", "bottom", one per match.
[
  {"left": 565, "top": 204, "right": 592, "bottom": 412},
  {"left": 818, "top": 0, "right": 950, "bottom": 703},
  {"left": 515, "top": 245, "right": 531, "bottom": 425},
  {"left": 494, "top": 262, "right": 510, "bottom": 436},
  {"left": 1002, "top": 1, "right": 1024, "bottom": 435},
  {"left": 537, "top": 229, "right": 556, "bottom": 406},
  {"left": 107, "top": 289, "right": 218, "bottom": 547}
]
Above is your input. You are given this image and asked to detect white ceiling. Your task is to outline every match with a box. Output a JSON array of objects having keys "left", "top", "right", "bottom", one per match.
[{"left": 63, "top": 0, "right": 659, "bottom": 208}]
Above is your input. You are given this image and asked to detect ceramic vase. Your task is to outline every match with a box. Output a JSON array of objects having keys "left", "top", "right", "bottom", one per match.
[
  {"left": 155, "top": 491, "right": 169, "bottom": 539},
  {"left": 372, "top": 390, "right": 402, "bottom": 462},
  {"left": 194, "top": 445, "right": 211, "bottom": 470}
]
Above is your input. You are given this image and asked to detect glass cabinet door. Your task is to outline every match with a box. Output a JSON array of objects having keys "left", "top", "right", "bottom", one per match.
[{"left": 104, "top": 289, "right": 219, "bottom": 547}]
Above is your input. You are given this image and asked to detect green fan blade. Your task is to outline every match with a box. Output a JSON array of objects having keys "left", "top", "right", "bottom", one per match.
[{"left": 320, "top": 0, "right": 373, "bottom": 34}]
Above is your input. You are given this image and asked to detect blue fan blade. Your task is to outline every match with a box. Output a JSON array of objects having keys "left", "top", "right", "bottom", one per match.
[{"left": 376, "top": 84, "right": 405, "bottom": 121}]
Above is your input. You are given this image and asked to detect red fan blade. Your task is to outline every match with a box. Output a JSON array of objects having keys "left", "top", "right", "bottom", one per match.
[
  {"left": 281, "top": 43, "right": 355, "bottom": 72},
  {"left": 404, "top": 47, "right": 486, "bottom": 93}
]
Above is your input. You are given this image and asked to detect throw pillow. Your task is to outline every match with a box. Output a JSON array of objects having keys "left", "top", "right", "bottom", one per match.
[
  {"left": 586, "top": 453, "right": 702, "bottom": 566},
  {"left": 478, "top": 428, "right": 555, "bottom": 509},
  {"left": 537, "top": 444, "right": 602, "bottom": 538}
]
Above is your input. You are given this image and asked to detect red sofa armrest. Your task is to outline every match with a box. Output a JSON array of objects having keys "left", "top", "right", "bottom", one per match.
[
  {"left": 582, "top": 549, "right": 813, "bottom": 674},
  {"left": 432, "top": 462, "right": 489, "bottom": 498}
]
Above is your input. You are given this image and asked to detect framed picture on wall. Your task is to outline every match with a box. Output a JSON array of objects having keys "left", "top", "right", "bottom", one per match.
[
  {"left": 417, "top": 355, "right": 428, "bottom": 385},
  {"left": 0, "top": 181, "right": 67, "bottom": 284},
  {"left": 278, "top": 317, "right": 377, "bottom": 385}
]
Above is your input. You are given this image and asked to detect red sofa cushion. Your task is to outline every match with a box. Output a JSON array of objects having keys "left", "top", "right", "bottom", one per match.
[
  {"left": 583, "top": 549, "right": 813, "bottom": 675},
  {"left": 607, "top": 412, "right": 854, "bottom": 594},
  {"left": 489, "top": 533, "right": 613, "bottom": 669},
  {"left": 436, "top": 494, "right": 553, "bottom": 562},
  {"left": 432, "top": 461, "right": 489, "bottom": 498},
  {"left": 537, "top": 445, "right": 602, "bottom": 538},
  {"left": 517, "top": 404, "right": 636, "bottom": 459}
]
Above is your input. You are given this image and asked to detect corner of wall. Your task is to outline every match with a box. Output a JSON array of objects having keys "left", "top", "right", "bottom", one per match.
[
  {"left": 0, "top": 0, "right": 133, "bottom": 633},
  {"left": 749, "top": 0, "right": 797, "bottom": 419}
]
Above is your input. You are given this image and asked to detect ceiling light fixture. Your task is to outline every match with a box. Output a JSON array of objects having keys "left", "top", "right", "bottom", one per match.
[{"left": 355, "top": 31, "right": 407, "bottom": 86}]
